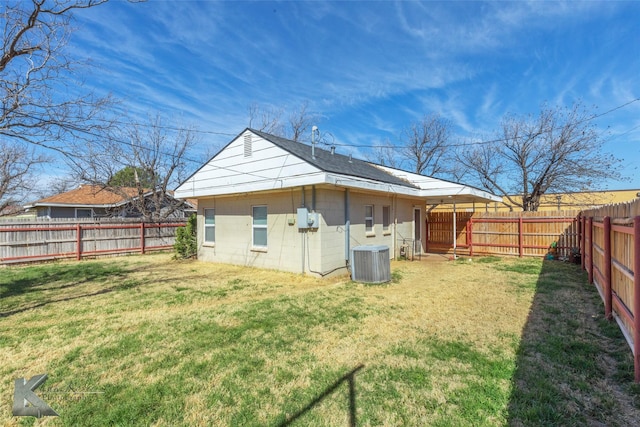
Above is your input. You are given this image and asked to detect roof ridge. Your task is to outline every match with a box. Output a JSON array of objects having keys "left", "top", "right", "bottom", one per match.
[{"left": 249, "top": 129, "right": 419, "bottom": 189}]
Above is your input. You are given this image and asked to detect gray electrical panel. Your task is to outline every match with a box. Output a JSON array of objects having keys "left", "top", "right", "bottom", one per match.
[{"left": 297, "top": 207, "right": 319, "bottom": 230}]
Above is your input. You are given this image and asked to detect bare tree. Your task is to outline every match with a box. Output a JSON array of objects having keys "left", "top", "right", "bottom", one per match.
[
  {"left": 34, "top": 175, "right": 75, "bottom": 200},
  {"left": 247, "top": 103, "right": 285, "bottom": 136},
  {"left": 287, "top": 101, "right": 316, "bottom": 143},
  {"left": 248, "top": 101, "right": 320, "bottom": 142},
  {"left": 69, "top": 115, "right": 198, "bottom": 220},
  {"left": 0, "top": 0, "right": 113, "bottom": 209},
  {"left": 1, "top": 0, "right": 112, "bottom": 145},
  {"left": 457, "top": 102, "right": 623, "bottom": 211},
  {"left": 0, "top": 141, "right": 49, "bottom": 214},
  {"left": 367, "top": 139, "right": 401, "bottom": 168},
  {"left": 401, "top": 113, "right": 452, "bottom": 176}
]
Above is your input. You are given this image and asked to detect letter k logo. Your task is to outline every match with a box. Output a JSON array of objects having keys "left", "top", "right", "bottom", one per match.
[{"left": 13, "top": 374, "right": 59, "bottom": 418}]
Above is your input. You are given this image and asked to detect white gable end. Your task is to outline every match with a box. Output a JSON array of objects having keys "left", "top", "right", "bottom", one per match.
[{"left": 175, "top": 131, "right": 323, "bottom": 198}]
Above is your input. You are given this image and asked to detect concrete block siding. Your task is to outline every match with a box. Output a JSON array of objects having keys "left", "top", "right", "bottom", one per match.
[{"left": 197, "top": 186, "right": 424, "bottom": 277}]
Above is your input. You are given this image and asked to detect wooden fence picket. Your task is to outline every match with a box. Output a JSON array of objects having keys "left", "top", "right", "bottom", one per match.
[
  {"left": 428, "top": 199, "right": 640, "bottom": 382},
  {"left": 0, "top": 218, "right": 185, "bottom": 264}
]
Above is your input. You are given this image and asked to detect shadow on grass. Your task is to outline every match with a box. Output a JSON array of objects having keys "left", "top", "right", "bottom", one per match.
[
  {"left": 0, "top": 288, "right": 114, "bottom": 317},
  {"left": 0, "top": 262, "right": 128, "bottom": 298},
  {"left": 275, "top": 364, "right": 364, "bottom": 427},
  {"left": 0, "top": 262, "right": 146, "bottom": 317},
  {"left": 507, "top": 259, "right": 640, "bottom": 426}
]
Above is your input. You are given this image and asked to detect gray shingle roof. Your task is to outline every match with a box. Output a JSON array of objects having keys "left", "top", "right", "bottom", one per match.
[{"left": 250, "top": 129, "right": 418, "bottom": 189}]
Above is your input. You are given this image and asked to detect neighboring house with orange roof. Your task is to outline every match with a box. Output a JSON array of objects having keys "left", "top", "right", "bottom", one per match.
[{"left": 24, "top": 185, "right": 195, "bottom": 219}]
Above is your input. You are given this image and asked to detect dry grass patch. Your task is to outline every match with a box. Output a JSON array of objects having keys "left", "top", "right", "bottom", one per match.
[{"left": 1, "top": 253, "right": 638, "bottom": 426}]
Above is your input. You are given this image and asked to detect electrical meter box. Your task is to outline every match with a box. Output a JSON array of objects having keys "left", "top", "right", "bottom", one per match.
[
  {"left": 297, "top": 207, "right": 319, "bottom": 230},
  {"left": 307, "top": 212, "right": 319, "bottom": 229}
]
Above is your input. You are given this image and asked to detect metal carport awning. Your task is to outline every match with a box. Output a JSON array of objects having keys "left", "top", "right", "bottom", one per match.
[
  {"left": 369, "top": 164, "right": 503, "bottom": 259},
  {"left": 422, "top": 190, "right": 503, "bottom": 259}
]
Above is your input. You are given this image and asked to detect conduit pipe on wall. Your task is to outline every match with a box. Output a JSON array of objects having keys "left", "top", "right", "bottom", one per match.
[
  {"left": 392, "top": 194, "right": 397, "bottom": 258},
  {"left": 345, "top": 188, "right": 350, "bottom": 266},
  {"left": 312, "top": 185, "right": 316, "bottom": 211},
  {"left": 301, "top": 185, "right": 305, "bottom": 274}
]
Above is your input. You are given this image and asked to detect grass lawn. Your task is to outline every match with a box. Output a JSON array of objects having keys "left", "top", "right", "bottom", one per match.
[{"left": 1, "top": 253, "right": 639, "bottom": 426}]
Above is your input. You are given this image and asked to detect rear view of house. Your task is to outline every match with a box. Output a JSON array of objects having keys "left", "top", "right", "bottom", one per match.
[{"left": 175, "top": 128, "right": 500, "bottom": 277}]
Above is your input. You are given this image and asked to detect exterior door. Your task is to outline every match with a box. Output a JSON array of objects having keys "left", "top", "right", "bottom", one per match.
[{"left": 414, "top": 208, "right": 421, "bottom": 255}]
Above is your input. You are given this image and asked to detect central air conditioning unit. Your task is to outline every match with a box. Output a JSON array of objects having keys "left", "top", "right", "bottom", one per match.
[{"left": 351, "top": 245, "right": 391, "bottom": 284}]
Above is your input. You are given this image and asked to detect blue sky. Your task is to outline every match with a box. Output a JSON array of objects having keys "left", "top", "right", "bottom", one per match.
[{"left": 62, "top": 0, "right": 640, "bottom": 189}]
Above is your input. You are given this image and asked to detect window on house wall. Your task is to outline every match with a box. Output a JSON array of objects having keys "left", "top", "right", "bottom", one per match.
[
  {"left": 365, "top": 205, "right": 374, "bottom": 233},
  {"left": 204, "top": 208, "right": 215, "bottom": 243},
  {"left": 76, "top": 208, "right": 92, "bottom": 219},
  {"left": 252, "top": 205, "right": 267, "bottom": 248},
  {"left": 382, "top": 205, "right": 390, "bottom": 233}
]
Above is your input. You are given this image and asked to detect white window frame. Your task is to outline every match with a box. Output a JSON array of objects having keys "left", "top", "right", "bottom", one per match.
[
  {"left": 204, "top": 208, "right": 215, "bottom": 244},
  {"left": 382, "top": 205, "right": 391, "bottom": 234},
  {"left": 75, "top": 208, "right": 93, "bottom": 219},
  {"left": 365, "top": 204, "right": 374, "bottom": 234},
  {"left": 252, "top": 205, "right": 268, "bottom": 249}
]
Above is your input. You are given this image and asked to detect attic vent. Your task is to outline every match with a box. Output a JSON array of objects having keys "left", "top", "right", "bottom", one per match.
[
  {"left": 351, "top": 245, "right": 391, "bottom": 284},
  {"left": 244, "top": 134, "right": 252, "bottom": 157}
]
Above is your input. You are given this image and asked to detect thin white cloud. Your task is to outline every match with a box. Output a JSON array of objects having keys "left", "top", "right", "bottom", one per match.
[{"left": 56, "top": 0, "right": 640, "bottom": 188}]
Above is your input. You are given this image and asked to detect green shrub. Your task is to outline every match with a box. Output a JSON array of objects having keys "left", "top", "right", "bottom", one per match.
[{"left": 173, "top": 214, "right": 197, "bottom": 259}]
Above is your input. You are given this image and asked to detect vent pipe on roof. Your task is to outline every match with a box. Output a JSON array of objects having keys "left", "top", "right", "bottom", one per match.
[
  {"left": 348, "top": 153, "right": 353, "bottom": 163},
  {"left": 311, "top": 126, "right": 319, "bottom": 160},
  {"left": 330, "top": 146, "right": 335, "bottom": 155}
]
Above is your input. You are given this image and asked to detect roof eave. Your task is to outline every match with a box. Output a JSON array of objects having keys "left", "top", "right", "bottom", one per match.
[
  {"left": 421, "top": 187, "right": 503, "bottom": 204},
  {"left": 174, "top": 171, "right": 420, "bottom": 199},
  {"left": 324, "top": 173, "right": 420, "bottom": 197},
  {"left": 25, "top": 202, "right": 120, "bottom": 209}
]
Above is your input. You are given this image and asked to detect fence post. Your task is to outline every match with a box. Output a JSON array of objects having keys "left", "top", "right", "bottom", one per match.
[
  {"left": 588, "top": 217, "right": 594, "bottom": 284},
  {"left": 425, "top": 217, "right": 429, "bottom": 253},
  {"left": 634, "top": 216, "right": 640, "bottom": 382},
  {"left": 604, "top": 216, "right": 612, "bottom": 320},
  {"left": 468, "top": 216, "right": 474, "bottom": 257},
  {"left": 76, "top": 223, "right": 82, "bottom": 261},
  {"left": 580, "top": 214, "right": 586, "bottom": 270},
  {"left": 140, "top": 222, "right": 145, "bottom": 255},
  {"left": 518, "top": 214, "right": 523, "bottom": 258},
  {"left": 570, "top": 216, "right": 582, "bottom": 262}
]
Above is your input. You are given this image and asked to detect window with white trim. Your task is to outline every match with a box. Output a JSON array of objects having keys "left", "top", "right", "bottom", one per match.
[
  {"left": 204, "top": 208, "right": 215, "bottom": 243},
  {"left": 382, "top": 205, "right": 390, "bottom": 233},
  {"left": 365, "top": 205, "right": 374, "bottom": 233},
  {"left": 252, "top": 205, "right": 267, "bottom": 248}
]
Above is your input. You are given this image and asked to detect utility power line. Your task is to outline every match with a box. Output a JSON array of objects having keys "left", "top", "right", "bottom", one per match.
[
  {"left": 320, "top": 98, "right": 640, "bottom": 150},
  {"left": 11, "top": 98, "right": 640, "bottom": 170}
]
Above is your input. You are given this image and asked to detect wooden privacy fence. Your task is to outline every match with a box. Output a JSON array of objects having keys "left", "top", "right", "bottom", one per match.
[
  {"left": 427, "top": 210, "right": 581, "bottom": 258},
  {"left": 428, "top": 204, "right": 640, "bottom": 382},
  {"left": 581, "top": 199, "right": 640, "bottom": 382},
  {"left": 0, "top": 218, "right": 186, "bottom": 264}
]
